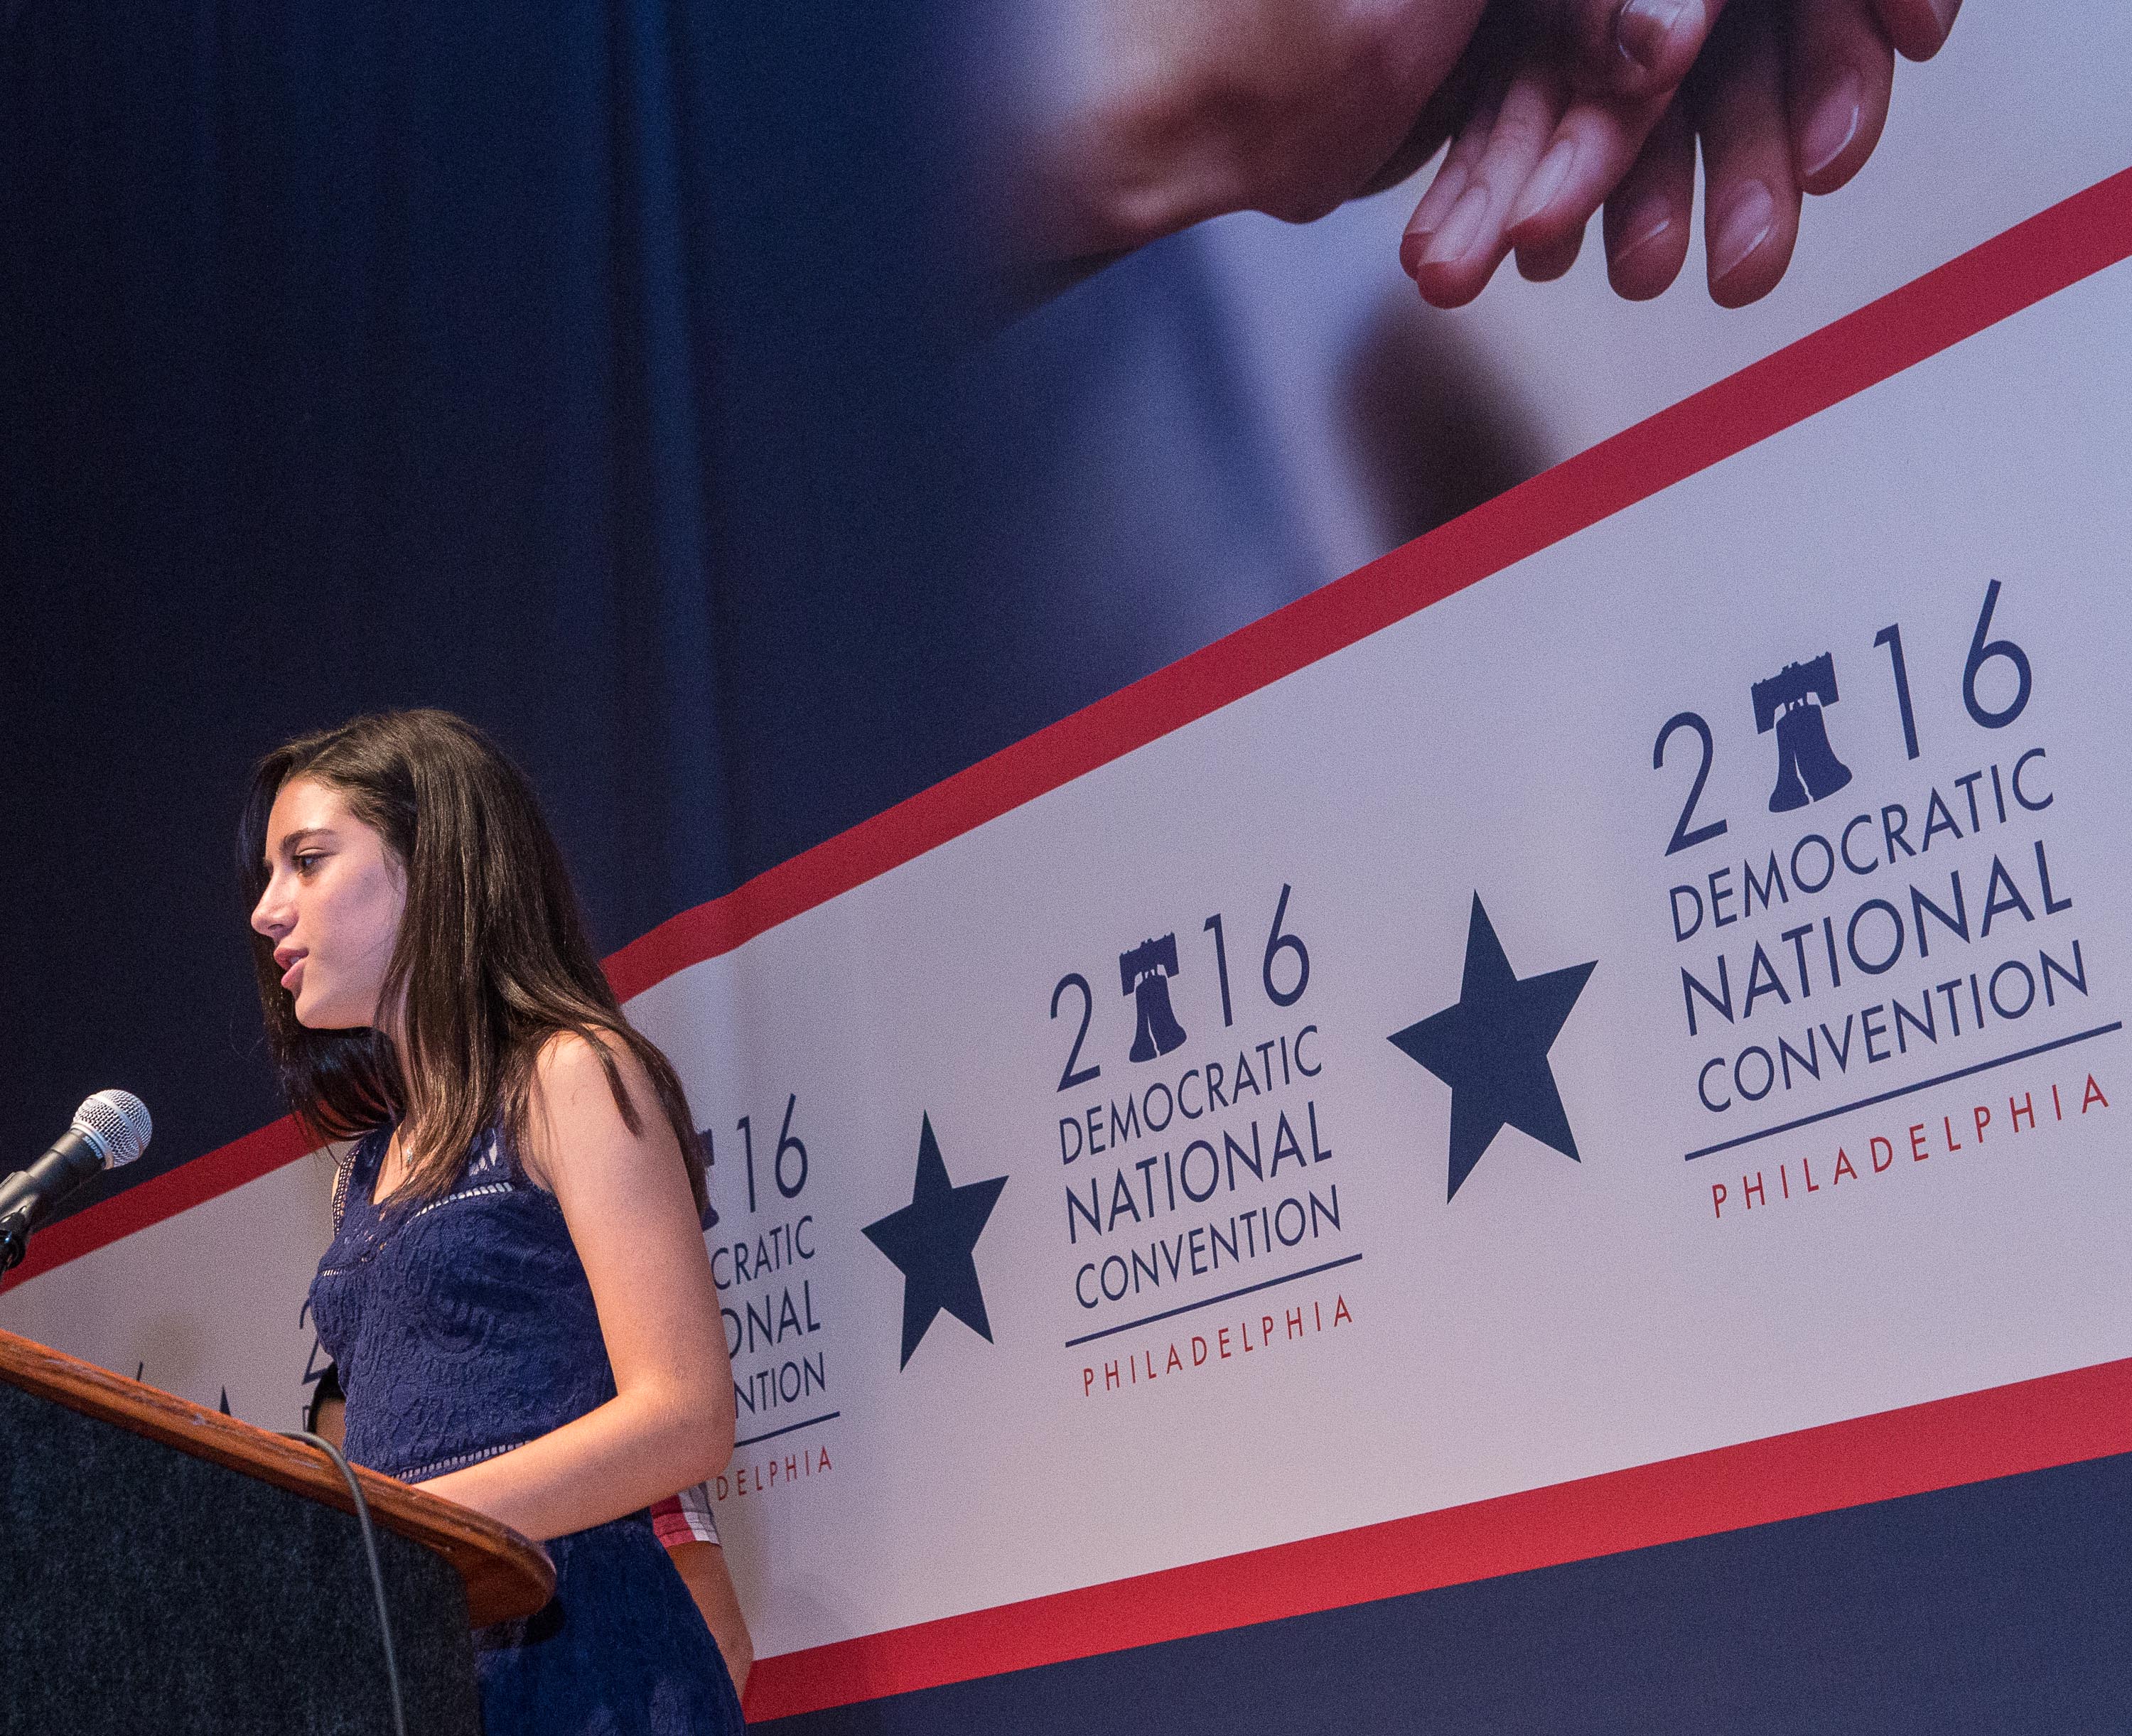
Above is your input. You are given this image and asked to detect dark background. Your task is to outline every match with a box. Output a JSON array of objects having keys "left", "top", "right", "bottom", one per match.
[{"left": 0, "top": 0, "right": 1423, "bottom": 1207}]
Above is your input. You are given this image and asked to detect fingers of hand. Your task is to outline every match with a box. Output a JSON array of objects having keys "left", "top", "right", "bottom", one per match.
[
  {"left": 1404, "top": 0, "right": 1933, "bottom": 308},
  {"left": 1692, "top": 1, "right": 1802, "bottom": 308},
  {"left": 1406, "top": 0, "right": 1722, "bottom": 306},
  {"left": 1611, "top": 0, "right": 1730, "bottom": 90},
  {"left": 1405, "top": 69, "right": 1569, "bottom": 307},
  {"left": 1543, "top": 0, "right": 1728, "bottom": 97},
  {"left": 1516, "top": 225, "right": 1585, "bottom": 282},
  {"left": 1867, "top": 0, "right": 1960, "bottom": 62},
  {"left": 1601, "top": 97, "right": 1695, "bottom": 298},
  {"left": 1401, "top": 92, "right": 1500, "bottom": 275},
  {"left": 1785, "top": 0, "right": 1894, "bottom": 195},
  {"left": 1502, "top": 87, "right": 1672, "bottom": 257}
]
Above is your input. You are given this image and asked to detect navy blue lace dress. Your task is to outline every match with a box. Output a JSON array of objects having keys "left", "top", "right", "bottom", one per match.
[{"left": 308, "top": 1126, "right": 745, "bottom": 1735}]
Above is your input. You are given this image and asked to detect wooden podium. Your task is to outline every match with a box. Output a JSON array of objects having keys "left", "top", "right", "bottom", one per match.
[{"left": 0, "top": 1327, "right": 554, "bottom": 1735}]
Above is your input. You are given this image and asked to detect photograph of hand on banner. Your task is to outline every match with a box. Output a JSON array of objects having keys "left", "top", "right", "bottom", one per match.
[
  {"left": 996, "top": 0, "right": 1964, "bottom": 307},
  {"left": 1404, "top": 0, "right": 1966, "bottom": 306}
]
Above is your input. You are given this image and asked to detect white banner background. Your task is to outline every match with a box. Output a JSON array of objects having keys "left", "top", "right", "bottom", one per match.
[{"left": 6, "top": 232, "right": 2129, "bottom": 1671}]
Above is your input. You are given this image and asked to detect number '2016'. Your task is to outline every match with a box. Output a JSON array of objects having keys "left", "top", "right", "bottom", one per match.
[{"left": 1653, "top": 582, "right": 2031, "bottom": 859}]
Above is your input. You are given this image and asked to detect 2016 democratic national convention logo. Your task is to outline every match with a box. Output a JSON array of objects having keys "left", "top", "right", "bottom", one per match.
[
  {"left": 706, "top": 1096, "right": 834, "bottom": 1501},
  {"left": 1651, "top": 583, "right": 2114, "bottom": 1224},
  {"left": 1054, "top": 886, "right": 1354, "bottom": 1401}
]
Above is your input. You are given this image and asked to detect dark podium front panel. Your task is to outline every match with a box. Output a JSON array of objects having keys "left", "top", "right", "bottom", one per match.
[{"left": 0, "top": 1376, "right": 483, "bottom": 1736}]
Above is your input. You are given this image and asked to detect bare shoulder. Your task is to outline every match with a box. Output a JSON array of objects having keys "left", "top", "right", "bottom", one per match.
[
  {"left": 532, "top": 1027, "right": 653, "bottom": 1101},
  {"left": 523, "top": 1028, "right": 673, "bottom": 1187}
]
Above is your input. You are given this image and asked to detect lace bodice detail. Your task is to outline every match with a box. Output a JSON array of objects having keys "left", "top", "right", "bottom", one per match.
[{"left": 307, "top": 1126, "right": 616, "bottom": 1482}]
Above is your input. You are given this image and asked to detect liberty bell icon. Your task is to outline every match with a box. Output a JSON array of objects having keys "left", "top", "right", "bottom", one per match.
[
  {"left": 1119, "top": 933, "right": 1188, "bottom": 1063},
  {"left": 1752, "top": 651, "right": 1853, "bottom": 814}
]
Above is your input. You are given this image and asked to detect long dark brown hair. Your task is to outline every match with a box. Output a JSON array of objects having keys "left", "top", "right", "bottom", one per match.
[{"left": 238, "top": 709, "right": 706, "bottom": 1210}]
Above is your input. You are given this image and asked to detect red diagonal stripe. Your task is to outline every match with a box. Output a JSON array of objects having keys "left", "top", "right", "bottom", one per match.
[
  {"left": 1, "top": 1115, "right": 316, "bottom": 1290},
  {"left": 607, "top": 163, "right": 2132, "bottom": 1001},
  {"left": 11, "top": 166, "right": 2132, "bottom": 1344},
  {"left": 744, "top": 1355, "right": 2132, "bottom": 1721}
]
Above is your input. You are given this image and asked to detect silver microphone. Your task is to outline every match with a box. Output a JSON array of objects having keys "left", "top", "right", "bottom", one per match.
[
  {"left": 0, "top": 1091, "right": 154, "bottom": 1270},
  {"left": 67, "top": 1089, "right": 154, "bottom": 1170}
]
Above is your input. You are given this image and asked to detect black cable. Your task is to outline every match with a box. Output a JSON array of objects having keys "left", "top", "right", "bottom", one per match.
[{"left": 279, "top": 1429, "right": 410, "bottom": 1736}]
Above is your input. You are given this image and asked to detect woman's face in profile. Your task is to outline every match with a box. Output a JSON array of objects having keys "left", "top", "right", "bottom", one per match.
[{"left": 250, "top": 776, "right": 407, "bottom": 1031}]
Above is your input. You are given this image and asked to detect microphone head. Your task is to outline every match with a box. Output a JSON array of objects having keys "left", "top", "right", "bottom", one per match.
[{"left": 71, "top": 1090, "right": 152, "bottom": 1170}]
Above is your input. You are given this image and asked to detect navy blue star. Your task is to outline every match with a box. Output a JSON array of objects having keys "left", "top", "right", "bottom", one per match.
[
  {"left": 1389, "top": 895, "right": 1596, "bottom": 1202},
  {"left": 863, "top": 1115, "right": 1008, "bottom": 1369}
]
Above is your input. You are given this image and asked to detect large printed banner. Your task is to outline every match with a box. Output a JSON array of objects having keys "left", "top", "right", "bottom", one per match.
[
  {"left": 7, "top": 173, "right": 2132, "bottom": 1724},
  {"left": 627, "top": 182, "right": 2132, "bottom": 1707}
]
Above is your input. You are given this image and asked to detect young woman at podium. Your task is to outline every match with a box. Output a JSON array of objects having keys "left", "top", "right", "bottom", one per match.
[{"left": 241, "top": 708, "right": 745, "bottom": 1735}]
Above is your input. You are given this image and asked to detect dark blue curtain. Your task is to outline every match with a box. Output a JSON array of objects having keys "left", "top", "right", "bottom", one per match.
[{"left": 0, "top": 0, "right": 1315, "bottom": 1201}]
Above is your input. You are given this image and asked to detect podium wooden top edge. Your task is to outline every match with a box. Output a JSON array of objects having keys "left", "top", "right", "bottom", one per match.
[{"left": 0, "top": 1325, "right": 555, "bottom": 1627}]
